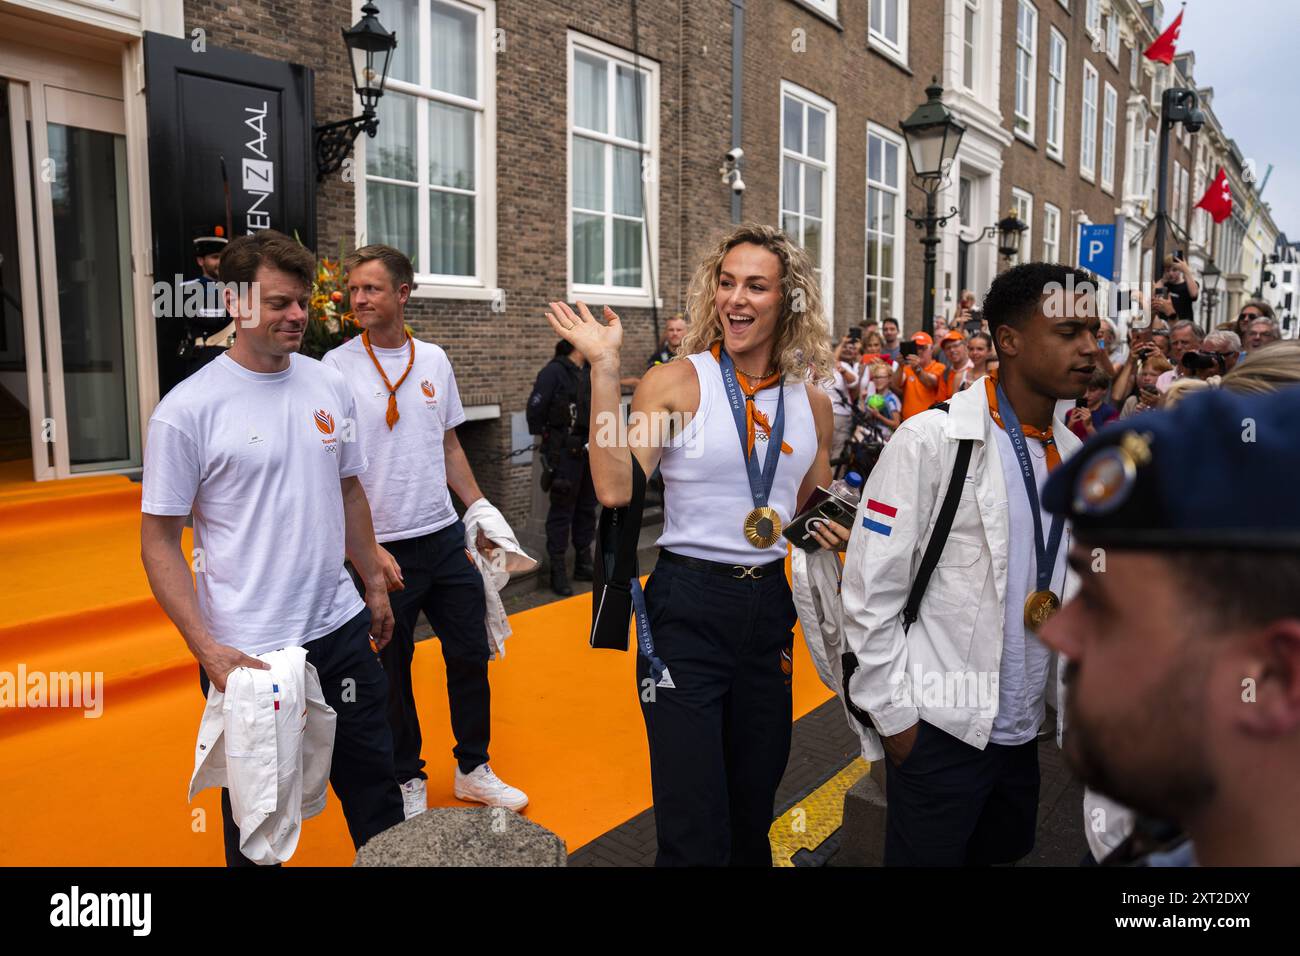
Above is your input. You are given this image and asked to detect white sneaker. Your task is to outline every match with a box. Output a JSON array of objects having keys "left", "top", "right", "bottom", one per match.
[
  {"left": 454, "top": 764, "right": 529, "bottom": 811},
  {"left": 400, "top": 778, "right": 427, "bottom": 820}
]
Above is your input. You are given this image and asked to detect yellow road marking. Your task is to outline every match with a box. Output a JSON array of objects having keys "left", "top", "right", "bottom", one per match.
[{"left": 768, "top": 757, "right": 870, "bottom": 867}]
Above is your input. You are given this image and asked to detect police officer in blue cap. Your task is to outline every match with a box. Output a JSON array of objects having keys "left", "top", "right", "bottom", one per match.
[{"left": 1038, "top": 386, "right": 1300, "bottom": 866}]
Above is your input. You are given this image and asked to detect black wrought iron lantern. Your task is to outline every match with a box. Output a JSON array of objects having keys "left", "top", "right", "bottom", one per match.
[
  {"left": 315, "top": 1, "right": 398, "bottom": 180},
  {"left": 996, "top": 209, "right": 1028, "bottom": 261}
]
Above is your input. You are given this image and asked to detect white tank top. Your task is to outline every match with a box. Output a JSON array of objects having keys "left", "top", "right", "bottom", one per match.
[{"left": 656, "top": 351, "right": 818, "bottom": 565}]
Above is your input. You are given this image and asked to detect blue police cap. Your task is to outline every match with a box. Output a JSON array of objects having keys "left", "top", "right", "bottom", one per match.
[{"left": 1042, "top": 385, "right": 1300, "bottom": 550}]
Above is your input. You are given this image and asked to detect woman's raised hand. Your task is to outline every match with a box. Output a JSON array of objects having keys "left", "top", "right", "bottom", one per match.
[{"left": 545, "top": 301, "right": 623, "bottom": 365}]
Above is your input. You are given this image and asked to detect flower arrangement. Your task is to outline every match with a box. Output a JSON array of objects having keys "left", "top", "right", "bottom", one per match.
[{"left": 299, "top": 249, "right": 362, "bottom": 359}]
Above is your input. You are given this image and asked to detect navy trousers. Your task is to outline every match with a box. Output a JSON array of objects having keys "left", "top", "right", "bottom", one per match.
[
  {"left": 884, "top": 719, "right": 1040, "bottom": 866},
  {"left": 636, "top": 553, "right": 798, "bottom": 866},
  {"left": 373, "top": 521, "right": 493, "bottom": 780},
  {"left": 198, "top": 608, "right": 404, "bottom": 867}
]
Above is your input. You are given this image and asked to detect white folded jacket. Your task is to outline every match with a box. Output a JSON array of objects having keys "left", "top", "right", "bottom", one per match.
[
  {"left": 463, "top": 497, "right": 538, "bottom": 660},
  {"left": 189, "top": 646, "right": 337, "bottom": 865}
]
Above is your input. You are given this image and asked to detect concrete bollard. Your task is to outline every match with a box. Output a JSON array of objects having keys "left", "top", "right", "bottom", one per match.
[
  {"left": 353, "top": 807, "right": 567, "bottom": 867},
  {"left": 831, "top": 758, "right": 887, "bottom": 867}
]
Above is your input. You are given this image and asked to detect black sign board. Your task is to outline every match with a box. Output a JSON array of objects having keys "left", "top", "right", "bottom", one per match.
[{"left": 143, "top": 32, "right": 316, "bottom": 394}]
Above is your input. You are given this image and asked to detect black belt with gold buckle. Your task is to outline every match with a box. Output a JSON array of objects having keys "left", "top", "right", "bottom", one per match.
[{"left": 658, "top": 549, "right": 785, "bottom": 580}]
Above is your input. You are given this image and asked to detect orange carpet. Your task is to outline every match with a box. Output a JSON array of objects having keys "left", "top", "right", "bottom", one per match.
[{"left": 0, "top": 461, "right": 833, "bottom": 865}]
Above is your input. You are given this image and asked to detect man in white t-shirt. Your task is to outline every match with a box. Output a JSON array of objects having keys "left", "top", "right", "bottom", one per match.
[
  {"left": 323, "top": 245, "right": 527, "bottom": 818},
  {"left": 140, "top": 230, "right": 404, "bottom": 866}
]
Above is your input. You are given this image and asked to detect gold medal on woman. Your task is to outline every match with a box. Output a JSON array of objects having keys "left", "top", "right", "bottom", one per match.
[
  {"left": 1024, "top": 589, "right": 1061, "bottom": 631},
  {"left": 744, "top": 506, "right": 783, "bottom": 548}
]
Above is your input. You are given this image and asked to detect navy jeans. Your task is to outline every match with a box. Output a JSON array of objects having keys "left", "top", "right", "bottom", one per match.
[
  {"left": 371, "top": 521, "right": 492, "bottom": 780},
  {"left": 636, "top": 553, "right": 798, "bottom": 866},
  {"left": 198, "top": 608, "right": 404, "bottom": 867}
]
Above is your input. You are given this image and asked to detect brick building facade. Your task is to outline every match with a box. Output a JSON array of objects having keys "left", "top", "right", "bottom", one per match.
[{"left": 173, "top": 0, "right": 1235, "bottom": 531}]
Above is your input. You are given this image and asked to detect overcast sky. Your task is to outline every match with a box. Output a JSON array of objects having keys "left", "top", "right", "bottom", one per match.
[{"left": 1176, "top": 0, "right": 1300, "bottom": 238}]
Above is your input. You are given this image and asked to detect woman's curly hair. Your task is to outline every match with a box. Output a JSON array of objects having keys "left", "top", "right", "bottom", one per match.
[{"left": 677, "top": 223, "right": 832, "bottom": 384}]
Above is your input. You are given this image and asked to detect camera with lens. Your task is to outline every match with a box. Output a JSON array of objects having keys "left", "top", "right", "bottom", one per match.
[
  {"left": 899, "top": 340, "right": 919, "bottom": 358},
  {"left": 1181, "top": 350, "right": 1227, "bottom": 374}
]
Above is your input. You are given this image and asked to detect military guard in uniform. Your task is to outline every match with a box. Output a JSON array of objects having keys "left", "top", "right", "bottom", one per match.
[
  {"left": 177, "top": 226, "right": 235, "bottom": 378},
  {"left": 1039, "top": 387, "right": 1300, "bottom": 866}
]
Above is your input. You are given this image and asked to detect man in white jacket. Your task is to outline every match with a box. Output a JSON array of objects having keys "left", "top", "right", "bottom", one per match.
[
  {"left": 842, "top": 263, "right": 1101, "bottom": 866},
  {"left": 323, "top": 245, "right": 527, "bottom": 819}
]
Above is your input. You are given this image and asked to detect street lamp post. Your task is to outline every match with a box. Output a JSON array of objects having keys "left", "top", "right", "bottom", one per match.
[
  {"left": 901, "top": 81, "right": 966, "bottom": 336},
  {"left": 1201, "top": 259, "right": 1221, "bottom": 329},
  {"left": 314, "top": 1, "right": 398, "bottom": 181},
  {"left": 1153, "top": 87, "right": 1205, "bottom": 277}
]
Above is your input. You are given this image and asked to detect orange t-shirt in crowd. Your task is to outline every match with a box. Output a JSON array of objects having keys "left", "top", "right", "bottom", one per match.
[{"left": 899, "top": 360, "right": 949, "bottom": 420}]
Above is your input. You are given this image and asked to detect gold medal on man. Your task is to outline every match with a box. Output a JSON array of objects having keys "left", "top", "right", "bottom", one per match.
[
  {"left": 744, "top": 506, "right": 782, "bottom": 548},
  {"left": 1023, "top": 589, "right": 1061, "bottom": 631}
]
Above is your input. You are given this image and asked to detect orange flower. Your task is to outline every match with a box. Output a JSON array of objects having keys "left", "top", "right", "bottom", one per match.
[{"left": 330, "top": 290, "right": 343, "bottom": 303}]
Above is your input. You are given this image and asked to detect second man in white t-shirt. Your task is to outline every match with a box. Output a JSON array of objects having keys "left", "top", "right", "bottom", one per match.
[{"left": 323, "top": 245, "right": 527, "bottom": 818}]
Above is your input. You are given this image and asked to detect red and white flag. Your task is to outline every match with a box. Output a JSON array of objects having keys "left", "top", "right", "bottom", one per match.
[
  {"left": 1144, "top": 8, "right": 1184, "bottom": 65},
  {"left": 1195, "top": 167, "right": 1233, "bottom": 224}
]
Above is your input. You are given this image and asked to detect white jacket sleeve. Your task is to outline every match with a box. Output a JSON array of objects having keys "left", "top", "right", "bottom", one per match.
[{"left": 840, "top": 419, "right": 943, "bottom": 737}]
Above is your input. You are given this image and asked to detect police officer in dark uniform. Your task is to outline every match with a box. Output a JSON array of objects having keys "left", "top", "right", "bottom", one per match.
[
  {"left": 527, "top": 339, "right": 597, "bottom": 595},
  {"left": 1038, "top": 386, "right": 1300, "bottom": 866},
  {"left": 177, "top": 227, "right": 234, "bottom": 379}
]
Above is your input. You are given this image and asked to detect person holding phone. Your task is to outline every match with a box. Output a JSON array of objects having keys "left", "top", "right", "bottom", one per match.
[
  {"left": 1118, "top": 353, "right": 1171, "bottom": 419},
  {"left": 1066, "top": 370, "right": 1119, "bottom": 440},
  {"left": 891, "top": 331, "right": 949, "bottom": 421},
  {"left": 1152, "top": 254, "right": 1199, "bottom": 323}
]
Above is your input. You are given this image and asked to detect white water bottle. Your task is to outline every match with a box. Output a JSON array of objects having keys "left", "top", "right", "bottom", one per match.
[{"left": 828, "top": 471, "right": 864, "bottom": 506}]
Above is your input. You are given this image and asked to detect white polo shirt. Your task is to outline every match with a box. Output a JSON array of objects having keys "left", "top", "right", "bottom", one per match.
[
  {"left": 322, "top": 335, "right": 466, "bottom": 542},
  {"left": 141, "top": 353, "right": 367, "bottom": 655}
]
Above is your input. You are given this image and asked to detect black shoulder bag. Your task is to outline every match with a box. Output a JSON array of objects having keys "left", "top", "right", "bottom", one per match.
[{"left": 589, "top": 456, "right": 647, "bottom": 650}]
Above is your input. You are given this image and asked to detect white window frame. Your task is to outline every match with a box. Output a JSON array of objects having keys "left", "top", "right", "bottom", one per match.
[
  {"left": 962, "top": 0, "right": 980, "bottom": 93},
  {"left": 566, "top": 31, "right": 661, "bottom": 308},
  {"left": 869, "top": 0, "right": 910, "bottom": 69},
  {"left": 1086, "top": 0, "right": 1101, "bottom": 38},
  {"left": 1130, "top": 41, "right": 1139, "bottom": 85},
  {"left": 1011, "top": 188, "right": 1033, "bottom": 267},
  {"left": 864, "top": 124, "right": 905, "bottom": 325},
  {"left": 1080, "top": 61, "right": 1098, "bottom": 182},
  {"left": 1042, "top": 202, "right": 1061, "bottom": 263},
  {"left": 1106, "top": 13, "right": 1120, "bottom": 65},
  {"left": 1101, "top": 82, "right": 1117, "bottom": 193},
  {"left": 801, "top": 0, "right": 838, "bottom": 17},
  {"left": 1046, "top": 28, "right": 1067, "bottom": 161},
  {"left": 779, "top": 81, "right": 836, "bottom": 323},
  {"left": 1014, "top": 0, "right": 1038, "bottom": 141},
  {"left": 355, "top": 0, "right": 499, "bottom": 300}
]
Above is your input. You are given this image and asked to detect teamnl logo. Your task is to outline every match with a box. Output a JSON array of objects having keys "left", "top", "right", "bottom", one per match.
[
  {"left": 0, "top": 665, "right": 103, "bottom": 718},
  {"left": 889, "top": 668, "right": 999, "bottom": 717},
  {"left": 50, "top": 886, "right": 150, "bottom": 936}
]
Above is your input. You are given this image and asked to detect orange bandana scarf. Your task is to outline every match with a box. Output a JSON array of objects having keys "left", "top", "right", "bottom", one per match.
[
  {"left": 985, "top": 370, "right": 1061, "bottom": 471},
  {"left": 362, "top": 329, "right": 416, "bottom": 430},
  {"left": 710, "top": 341, "right": 793, "bottom": 457}
]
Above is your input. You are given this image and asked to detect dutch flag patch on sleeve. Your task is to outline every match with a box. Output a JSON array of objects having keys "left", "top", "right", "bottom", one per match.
[{"left": 861, "top": 499, "right": 898, "bottom": 537}]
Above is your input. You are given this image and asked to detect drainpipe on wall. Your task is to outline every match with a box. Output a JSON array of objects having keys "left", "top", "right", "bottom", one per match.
[{"left": 731, "top": 0, "right": 744, "bottom": 223}]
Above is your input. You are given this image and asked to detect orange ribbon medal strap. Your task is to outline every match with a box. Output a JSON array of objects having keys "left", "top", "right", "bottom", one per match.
[
  {"left": 362, "top": 329, "right": 416, "bottom": 430},
  {"left": 709, "top": 341, "right": 793, "bottom": 457},
  {"left": 985, "top": 370, "right": 1061, "bottom": 471}
]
